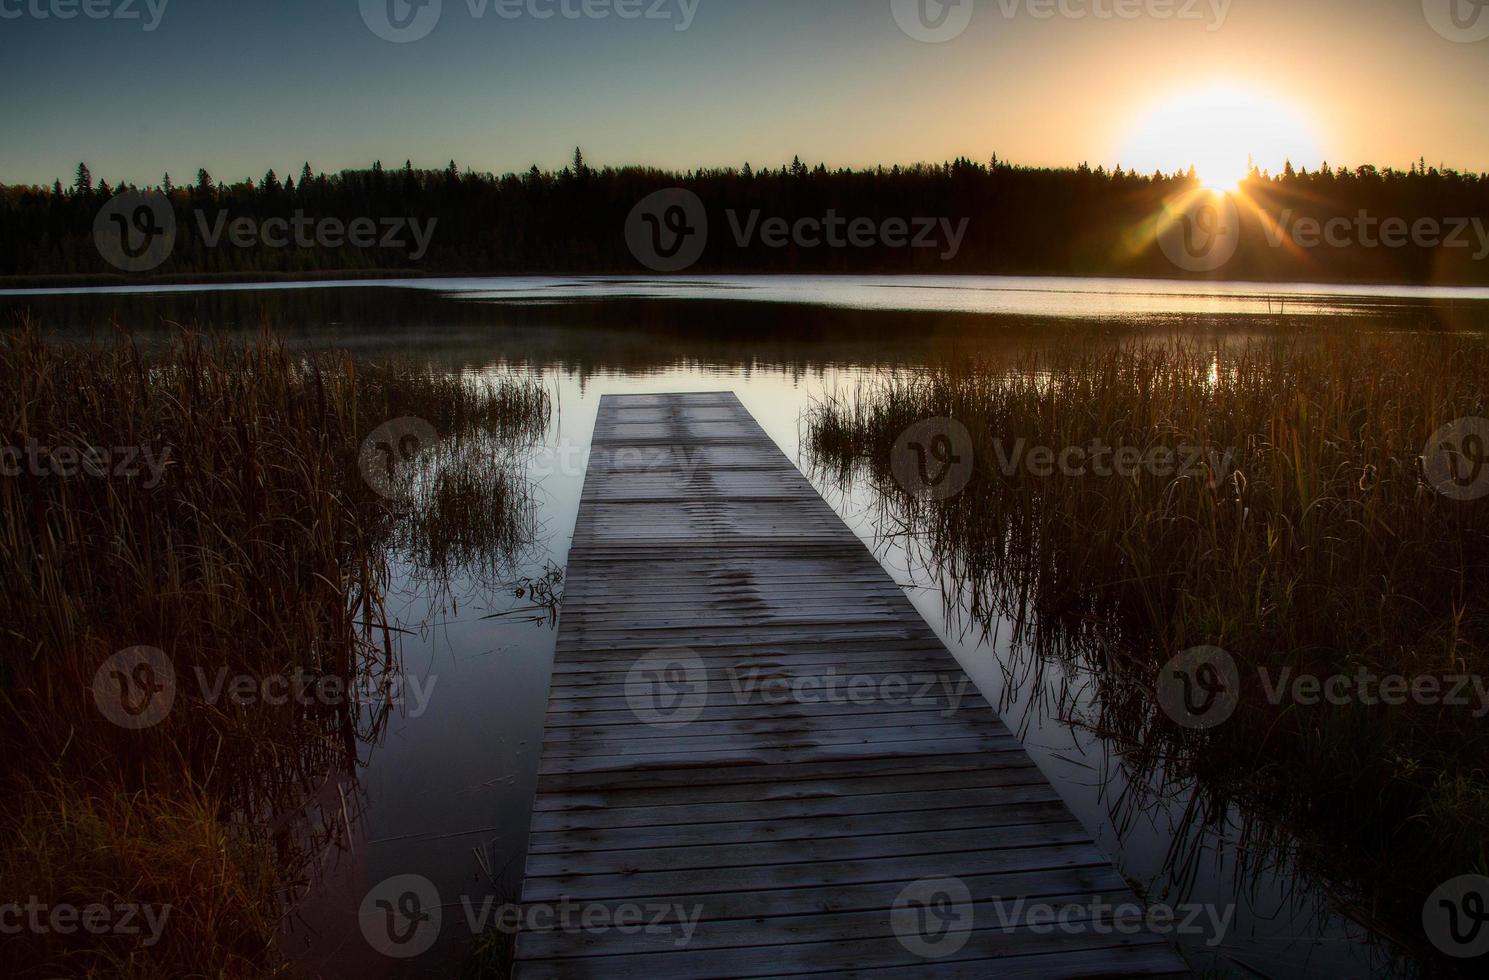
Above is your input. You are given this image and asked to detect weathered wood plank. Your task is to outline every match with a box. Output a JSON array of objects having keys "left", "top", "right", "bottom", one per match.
[
  {"left": 527, "top": 801, "right": 1076, "bottom": 852},
  {"left": 513, "top": 929, "right": 1174, "bottom": 979},
  {"left": 522, "top": 842, "right": 1118, "bottom": 903},
  {"left": 524, "top": 821, "right": 1095, "bottom": 877},
  {"left": 517, "top": 889, "right": 1143, "bottom": 955},
  {"left": 530, "top": 762, "right": 1054, "bottom": 810},
  {"left": 529, "top": 784, "right": 1064, "bottom": 831},
  {"left": 541, "top": 705, "right": 994, "bottom": 735},
  {"left": 539, "top": 697, "right": 994, "bottom": 727},
  {"left": 533, "top": 749, "right": 1030, "bottom": 787},
  {"left": 517, "top": 392, "right": 1188, "bottom": 977},
  {"left": 519, "top": 865, "right": 1126, "bottom": 929}
]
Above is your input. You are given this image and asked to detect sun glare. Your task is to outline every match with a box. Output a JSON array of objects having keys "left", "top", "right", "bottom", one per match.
[{"left": 1121, "top": 83, "right": 1322, "bottom": 192}]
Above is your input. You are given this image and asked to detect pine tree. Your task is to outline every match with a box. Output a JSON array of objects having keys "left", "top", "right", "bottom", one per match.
[
  {"left": 73, "top": 162, "right": 93, "bottom": 195},
  {"left": 196, "top": 168, "right": 215, "bottom": 194},
  {"left": 301, "top": 162, "right": 314, "bottom": 188},
  {"left": 162, "top": 173, "right": 174, "bottom": 194}
]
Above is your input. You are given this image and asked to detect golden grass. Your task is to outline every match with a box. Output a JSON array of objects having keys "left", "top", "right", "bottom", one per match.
[
  {"left": 0, "top": 325, "right": 549, "bottom": 978},
  {"left": 806, "top": 331, "right": 1489, "bottom": 960},
  {"left": 0, "top": 774, "right": 281, "bottom": 979}
]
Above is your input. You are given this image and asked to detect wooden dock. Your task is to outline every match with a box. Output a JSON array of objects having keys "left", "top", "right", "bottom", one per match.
[{"left": 515, "top": 392, "right": 1189, "bottom": 978}]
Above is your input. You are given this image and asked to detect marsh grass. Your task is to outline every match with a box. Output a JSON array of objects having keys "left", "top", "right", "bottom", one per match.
[
  {"left": 391, "top": 433, "right": 538, "bottom": 579},
  {"left": 0, "top": 325, "right": 549, "bottom": 978},
  {"left": 460, "top": 847, "right": 523, "bottom": 980},
  {"left": 806, "top": 332, "right": 1489, "bottom": 967}
]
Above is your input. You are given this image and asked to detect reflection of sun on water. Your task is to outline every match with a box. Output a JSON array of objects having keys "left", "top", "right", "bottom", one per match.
[{"left": 1121, "top": 83, "right": 1323, "bottom": 192}]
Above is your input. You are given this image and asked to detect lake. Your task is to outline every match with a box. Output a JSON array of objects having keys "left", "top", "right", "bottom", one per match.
[{"left": 6, "top": 274, "right": 1484, "bottom": 978}]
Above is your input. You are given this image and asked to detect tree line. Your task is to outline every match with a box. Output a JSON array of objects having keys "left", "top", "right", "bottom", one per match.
[{"left": 2, "top": 150, "right": 1487, "bottom": 283}]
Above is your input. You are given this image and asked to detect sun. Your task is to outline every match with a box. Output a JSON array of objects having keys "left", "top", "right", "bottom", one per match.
[{"left": 1120, "top": 83, "right": 1323, "bottom": 192}]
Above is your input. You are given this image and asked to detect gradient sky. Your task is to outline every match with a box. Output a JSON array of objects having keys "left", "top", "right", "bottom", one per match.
[{"left": 2, "top": 0, "right": 1487, "bottom": 187}]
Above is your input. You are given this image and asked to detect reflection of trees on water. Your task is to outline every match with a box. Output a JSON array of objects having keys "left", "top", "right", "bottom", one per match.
[{"left": 6, "top": 287, "right": 1472, "bottom": 384}]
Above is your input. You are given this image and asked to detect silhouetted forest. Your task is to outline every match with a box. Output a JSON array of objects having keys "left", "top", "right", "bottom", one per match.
[{"left": 3, "top": 152, "right": 1488, "bottom": 284}]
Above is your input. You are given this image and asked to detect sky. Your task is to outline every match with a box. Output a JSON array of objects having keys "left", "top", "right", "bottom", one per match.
[{"left": 2, "top": 0, "right": 1487, "bottom": 187}]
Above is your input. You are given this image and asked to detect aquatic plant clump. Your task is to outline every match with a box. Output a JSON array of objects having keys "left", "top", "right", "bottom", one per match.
[
  {"left": 805, "top": 332, "right": 1489, "bottom": 967},
  {"left": 0, "top": 326, "right": 549, "bottom": 978}
]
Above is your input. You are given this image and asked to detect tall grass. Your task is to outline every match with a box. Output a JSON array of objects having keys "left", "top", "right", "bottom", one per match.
[
  {"left": 806, "top": 332, "right": 1489, "bottom": 968},
  {"left": 0, "top": 326, "right": 549, "bottom": 978}
]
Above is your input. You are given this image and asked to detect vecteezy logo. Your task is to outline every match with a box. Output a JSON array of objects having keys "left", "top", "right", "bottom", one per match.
[
  {"left": 359, "top": 417, "right": 439, "bottom": 501},
  {"left": 94, "top": 191, "right": 176, "bottom": 273},
  {"left": 890, "top": 0, "right": 975, "bottom": 43},
  {"left": 92, "top": 646, "right": 176, "bottom": 729},
  {"left": 361, "top": 0, "right": 443, "bottom": 43},
  {"left": 1156, "top": 191, "right": 1241, "bottom": 273},
  {"left": 892, "top": 877, "right": 974, "bottom": 958},
  {"left": 1156, "top": 645, "right": 1240, "bottom": 729},
  {"left": 625, "top": 649, "right": 708, "bottom": 729},
  {"left": 359, "top": 874, "right": 443, "bottom": 958},
  {"left": 625, "top": 188, "right": 708, "bottom": 273},
  {"left": 1423, "top": 0, "right": 1489, "bottom": 43},
  {"left": 1424, "top": 875, "right": 1489, "bottom": 958},
  {"left": 891, "top": 418, "right": 975, "bottom": 500},
  {"left": 1423, "top": 417, "right": 1489, "bottom": 502}
]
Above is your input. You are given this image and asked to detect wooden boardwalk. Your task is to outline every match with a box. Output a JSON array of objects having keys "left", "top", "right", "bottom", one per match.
[{"left": 515, "top": 392, "right": 1188, "bottom": 979}]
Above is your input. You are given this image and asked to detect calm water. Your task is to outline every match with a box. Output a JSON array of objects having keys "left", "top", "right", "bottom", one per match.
[{"left": 8, "top": 275, "right": 1486, "bottom": 978}]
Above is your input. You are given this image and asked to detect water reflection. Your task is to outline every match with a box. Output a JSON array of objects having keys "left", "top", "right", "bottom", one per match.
[
  {"left": 287, "top": 396, "right": 551, "bottom": 979},
  {"left": 10, "top": 273, "right": 1489, "bottom": 322}
]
